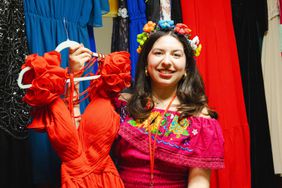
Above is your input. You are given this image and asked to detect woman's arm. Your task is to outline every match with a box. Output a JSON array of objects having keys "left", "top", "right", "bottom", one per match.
[
  {"left": 68, "top": 44, "right": 92, "bottom": 128},
  {"left": 188, "top": 168, "right": 211, "bottom": 188}
]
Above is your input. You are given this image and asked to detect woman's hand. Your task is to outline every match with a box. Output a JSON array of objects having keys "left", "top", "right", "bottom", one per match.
[{"left": 69, "top": 44, "right": 92, "bottom": 74}]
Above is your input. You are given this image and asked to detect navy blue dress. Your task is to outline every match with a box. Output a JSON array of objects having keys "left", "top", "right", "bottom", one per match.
[{"left": 24, "top": 0, "right": 109, "bottom": 185}]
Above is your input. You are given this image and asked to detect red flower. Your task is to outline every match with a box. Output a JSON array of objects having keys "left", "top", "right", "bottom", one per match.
[
  {"left": 174, "top": 23, "right": 191, "bottom": 36},
  {"left": 22, "top": 51, "right": 67, "bottom": 106},
  {"left": 90, "top": 51, "right": 131, "bottom": 98}
]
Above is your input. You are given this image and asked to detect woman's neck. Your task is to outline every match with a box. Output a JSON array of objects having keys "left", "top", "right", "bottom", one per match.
[{"left": 151, "top": 87, "right": 179, "bottom": 109}]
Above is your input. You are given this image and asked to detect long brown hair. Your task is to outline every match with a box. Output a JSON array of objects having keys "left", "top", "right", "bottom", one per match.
[{"left": 127, "top": 30, "right": 217, "bottom": 122}]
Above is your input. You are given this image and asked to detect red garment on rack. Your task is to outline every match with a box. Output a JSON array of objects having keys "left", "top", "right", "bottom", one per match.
[
  {"left": 181, "top": 1, "right": 251, "bottom": 188},
  {"left": 22, "top": 51, "right": 131, "bottom": 188}
]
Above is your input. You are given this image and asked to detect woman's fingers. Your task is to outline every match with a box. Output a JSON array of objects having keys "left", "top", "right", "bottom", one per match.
[
  {"left": 69, "top": 44, "right": 82, "bottom": 54},
  {"left": 69, "top": 44, "right": 92, "bottom": 73},
  {"left": 71, "top": 44, "right": 92, "bottom": 56}
]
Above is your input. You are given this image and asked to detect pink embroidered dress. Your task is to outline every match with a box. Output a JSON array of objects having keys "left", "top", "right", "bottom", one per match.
[{"left": 114, "top": 103, "right": 224, "bottom": 188}]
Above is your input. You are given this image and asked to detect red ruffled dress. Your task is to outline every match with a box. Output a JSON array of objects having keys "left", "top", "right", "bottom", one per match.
[
  {"left": 22, "top": 51, "right": 131, "bottom": 188},
  {"left": 114, "top": 102, "right": 224, "bottom": 188}
]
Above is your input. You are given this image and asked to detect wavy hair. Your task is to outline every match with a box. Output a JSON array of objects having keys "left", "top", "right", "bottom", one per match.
[{"left": 127, "top": 30, "right": 217, "bottom": 122}]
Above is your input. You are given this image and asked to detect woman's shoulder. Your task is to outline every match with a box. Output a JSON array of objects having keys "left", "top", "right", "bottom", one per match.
[
  {"left": 188, "top": 107, "right": 220, "bottom": 130},
  {"left": 119, "top": 92, "right": 132, "bottom": 102},
  {"left": 197, "top": 107, "right": 210, "bottom": 118},
  {"left": 114, "top": 93, "right": 131, "bottom": 108},
  {"left": 113, "top": 92, "right": 132, "bottom": 122}
]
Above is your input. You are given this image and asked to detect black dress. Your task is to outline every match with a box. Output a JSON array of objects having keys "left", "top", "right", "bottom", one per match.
[
  {"left": 111, "top": 0, "right": 129, "bottom": 52},
  {"left": 0, "top": 0, "right": 32, "bottom": 187},
  {"left": 232, "top": 0, "right": 281, "bottom": 187}
]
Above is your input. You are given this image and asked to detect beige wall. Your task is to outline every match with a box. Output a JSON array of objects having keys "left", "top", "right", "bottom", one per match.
[{"left": 93, "top": 17, "right": 113, "bottom": 54}]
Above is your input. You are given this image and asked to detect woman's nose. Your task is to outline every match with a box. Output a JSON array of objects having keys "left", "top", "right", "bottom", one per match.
[{"left": 161, "top": 55, "right": 172, "bottom": 67}]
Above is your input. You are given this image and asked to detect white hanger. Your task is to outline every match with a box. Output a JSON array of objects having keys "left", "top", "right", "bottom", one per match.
[
  {"left": 17, "top": 41, "right": 103, "bottom": 89},
  {"left": 18, "top": 19, "right": 104, "bottom": 89},
  {"left": 55, "top": 39, "right": 80, "bottom": 52}
]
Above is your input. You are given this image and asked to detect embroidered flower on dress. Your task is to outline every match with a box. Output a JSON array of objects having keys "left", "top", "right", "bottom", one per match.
[
  {"left": 169, "top": 115, "right": 189, "bottom": 138},
  {"left": 192, "top": 129, "right": 198, "bottom": 135},
  {"left": 127, "top": 111, "right": 190, "bottom": 139}
]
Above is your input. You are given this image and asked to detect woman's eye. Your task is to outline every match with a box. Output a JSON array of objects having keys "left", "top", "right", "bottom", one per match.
[
  {"left": 173, "top": 53, "right": 181, "bottom": 57},
  {"left": 154, "top": 51, "right": 162, "bottom": 55}
]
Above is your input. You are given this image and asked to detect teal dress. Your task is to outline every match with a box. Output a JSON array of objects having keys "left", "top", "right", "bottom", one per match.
[{"left": 24, "top": 0, "right": 109, "bottom": 184}]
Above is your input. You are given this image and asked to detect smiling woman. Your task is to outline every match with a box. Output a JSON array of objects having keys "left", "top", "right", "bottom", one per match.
[
  {"left": 113, "top": 20, "right": 224, "bottom": 188},
  {"left": 147, "top": 35, "right": 186, "bottom": 91}
]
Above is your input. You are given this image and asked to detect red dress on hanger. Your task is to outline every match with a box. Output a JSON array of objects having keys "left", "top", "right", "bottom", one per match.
[
  {"left": 181, "top": 1, "right": 251, "bottom": 188},
  {"left": 22, "top": 51, "right": 131, "bottom": 188}
]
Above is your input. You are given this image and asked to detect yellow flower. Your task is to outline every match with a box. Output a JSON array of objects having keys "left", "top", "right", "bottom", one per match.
[
  {"left": 137, "top": 46, "right": 142, "bottom": 53},
  {"left": 194, "top": 44, "right": 202, "bottom": 57}
]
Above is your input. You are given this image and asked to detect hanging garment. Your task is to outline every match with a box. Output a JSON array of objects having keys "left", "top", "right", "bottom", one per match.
[
  {"left": 112, "top": 0, "right": 129, "bottom": 52},
  {"left": 232, "top": 0, "right": 281, "bottom": 187},
  {"left": 106, "top": 0, "right": 118, "bottom": 16},
  {"left": 181, "top": 0, "right": 251, "bottom": 187},
  {"left": 23, "top": 0, "right": 109, "bottom": 185},
  {"left": 145, "top": 0, "right": 183, "bottom": 24},
  {"left": 262, "top": 0, "right": 282, "bottom": 176},
  {"left": 279, "top": 0, "right": 282, "bottom": 55},
  {"left": 0, "top": 0, "right": 32, "bottom": 187},
  {"left": 127, "top": 0, "right": 147, "bottom": 78},
  {"left": 145, "top": 0, "right": 160, "bottom": 22},
  {"left": 160, "top": 0, "right": 171, "bottom": 20},
  {"left": 21, "top": 50, "right": 131, "bottom": 188},
  {"left": 171, "top": 0, "right": 183, "bottom": 24}
]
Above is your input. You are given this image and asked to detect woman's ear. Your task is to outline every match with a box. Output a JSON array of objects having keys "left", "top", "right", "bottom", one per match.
[{"left": 145, "top": 66, "right": 149, "bottom": 77}]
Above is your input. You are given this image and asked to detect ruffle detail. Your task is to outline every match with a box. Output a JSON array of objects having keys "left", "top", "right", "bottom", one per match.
[
  {"left": 89, "top": 51, "right": 131, "bottom": 98},
  {"left": 22, "top": 51, "right": 66, "bottom": 107},
  {"left": 119, "top": 113, "right": 224, "bottom": 169}
]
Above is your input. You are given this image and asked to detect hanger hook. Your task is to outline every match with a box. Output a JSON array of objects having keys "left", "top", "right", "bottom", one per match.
[{"left": 63, "top": 17, "right": 70, "bottom": 40}]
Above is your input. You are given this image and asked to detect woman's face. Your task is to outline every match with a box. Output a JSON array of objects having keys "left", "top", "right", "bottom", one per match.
[{"left": 147, "top": 35, "right": 186, "bottom": 90}]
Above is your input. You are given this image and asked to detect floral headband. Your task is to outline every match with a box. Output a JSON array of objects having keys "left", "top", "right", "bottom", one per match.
[{"left": 137, "top": 20, "right": 202, "bottom": 57}]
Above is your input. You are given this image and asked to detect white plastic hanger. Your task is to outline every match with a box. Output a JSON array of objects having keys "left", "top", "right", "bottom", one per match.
[
  {"left": 17, "top": 19, "right": 104, "bottom": 89},
  {"left": 17, "top": 41, "right": 103, "bottom": 89}
]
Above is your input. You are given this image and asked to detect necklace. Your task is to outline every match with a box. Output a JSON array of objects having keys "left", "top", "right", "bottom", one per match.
[{"left": 147, "top": 94, "right": 176, "bottom": 187}]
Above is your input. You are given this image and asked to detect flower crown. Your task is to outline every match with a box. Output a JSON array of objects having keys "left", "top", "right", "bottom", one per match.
[{"left": 137, "top": 20, "right": 202, "bottom": 57}]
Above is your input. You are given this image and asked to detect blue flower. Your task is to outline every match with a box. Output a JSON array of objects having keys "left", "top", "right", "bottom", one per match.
[{"left": 158, "top": 20, "right": 174, "bottom": 30}]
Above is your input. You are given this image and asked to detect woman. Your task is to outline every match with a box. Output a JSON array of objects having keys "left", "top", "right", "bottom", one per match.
[
  {"left": 23, "top": 19, "right": 223, "bottom": 187},
  {"left": 112, "top": 20, "right": 224, "bottom": 188}
]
